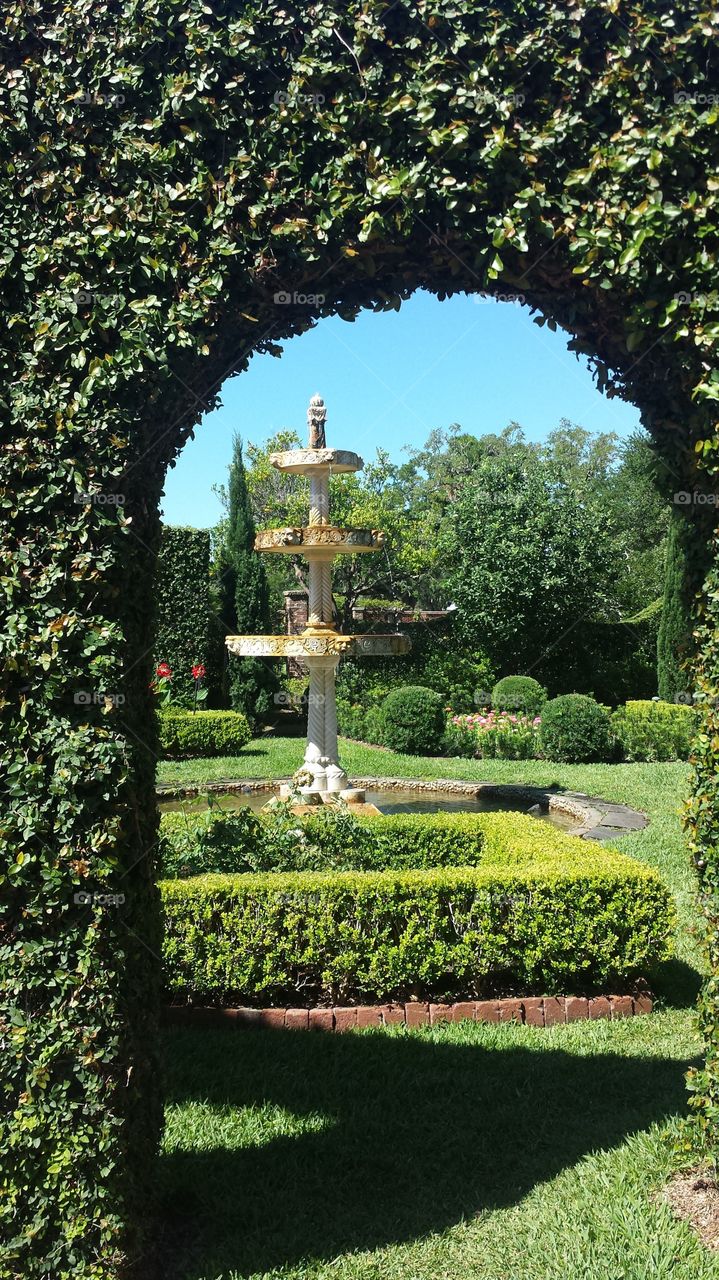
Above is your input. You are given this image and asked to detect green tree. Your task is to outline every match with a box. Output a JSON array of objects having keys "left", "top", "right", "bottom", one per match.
[
  {"left": 443, "top": 451, "right": 617, "bottom": 679},
  {"left": 220, "top": 435, "right": 277, "bottom": 721}
]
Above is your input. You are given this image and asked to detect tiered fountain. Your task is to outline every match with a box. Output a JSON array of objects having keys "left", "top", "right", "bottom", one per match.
[{"left": 226, "top": 395, "right": 410, "bottom": 804}]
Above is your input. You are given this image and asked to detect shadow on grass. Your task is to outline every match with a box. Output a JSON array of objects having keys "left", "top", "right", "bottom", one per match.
[
  {"left": 158, "top": 1025, "right": 694, "bottom": 1280},
  {"left": 651, "top": 957, "right": 704, "bottom": 1009}
]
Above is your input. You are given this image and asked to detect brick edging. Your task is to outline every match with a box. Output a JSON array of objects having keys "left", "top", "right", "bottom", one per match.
[{"left": 164, "top": 992, "right": 652, "bottom": 1032}]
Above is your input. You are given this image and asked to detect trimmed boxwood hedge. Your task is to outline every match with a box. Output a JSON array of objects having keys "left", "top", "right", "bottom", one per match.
[
  {"left": 158, "top": 710, "right": 252, "bottom": 758},
  {"left": 159, "top": 807, "right": 488, "bottom": 877},
  {"left": 159, "top": 812, "right": 674, "bottom": 1005},
  {"left": 612, "top": 699, "right": 699, "bottom": 762}
]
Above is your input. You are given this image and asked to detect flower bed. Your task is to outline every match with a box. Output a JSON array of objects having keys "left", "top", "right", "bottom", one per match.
[{"left": 444, "top": 710, "right": 541, "bottom": 759}]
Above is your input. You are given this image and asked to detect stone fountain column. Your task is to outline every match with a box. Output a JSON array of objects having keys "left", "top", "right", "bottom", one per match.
[{"left": 226, "top": 394, "right": 411, "bottom": 801}]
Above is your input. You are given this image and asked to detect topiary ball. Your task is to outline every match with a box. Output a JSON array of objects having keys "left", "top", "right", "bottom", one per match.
[
  {"left": 539, "top": 694, "right": 612, "bottom": 763},
  {"left": 492, "top": 675, "right": 547, "bottom": 718},
  {"left": 380, "top": 685, "right": 446, "bottom": 755}
]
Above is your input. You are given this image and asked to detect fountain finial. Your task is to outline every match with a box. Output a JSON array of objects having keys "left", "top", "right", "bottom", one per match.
[{"left": 307, "top": 394, "right": 327, "bottom": 449}]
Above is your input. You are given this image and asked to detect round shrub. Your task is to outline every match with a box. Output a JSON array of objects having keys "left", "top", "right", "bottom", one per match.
[
  {"left": 492, "top": 675, "right": 547, "bottom": 718},
  {"left": 539, "top": 694, "right": 613, "bottom": 763},
  {"left": 380, "top": 685, "right": 445, "bottom": 755}
]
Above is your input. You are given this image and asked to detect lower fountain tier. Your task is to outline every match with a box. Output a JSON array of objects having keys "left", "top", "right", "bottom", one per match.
[
  {"left": 254, "top": 525, "right": 384, "bottom": 554},
  {"left": 226, "top": 632, "right": 411, "bottom": 659}
]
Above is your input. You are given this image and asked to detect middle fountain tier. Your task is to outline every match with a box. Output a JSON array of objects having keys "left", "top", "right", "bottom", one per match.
[{"left": 226, "top": 394, "right": 411, "bottom": 797}]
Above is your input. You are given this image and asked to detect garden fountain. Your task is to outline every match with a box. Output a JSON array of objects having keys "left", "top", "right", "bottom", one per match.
[{"left": 226, "top": 395, "right": 410, "bottom": 801}]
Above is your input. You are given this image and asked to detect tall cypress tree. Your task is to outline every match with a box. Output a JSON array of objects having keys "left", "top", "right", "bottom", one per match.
[{"left": 221, "top": 435, "right": 277, "bottom": 720}]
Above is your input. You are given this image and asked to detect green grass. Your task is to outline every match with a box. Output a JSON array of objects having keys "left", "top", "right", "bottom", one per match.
[{"left": 158, "top": 741, "right": 715, "bottom": 1280}]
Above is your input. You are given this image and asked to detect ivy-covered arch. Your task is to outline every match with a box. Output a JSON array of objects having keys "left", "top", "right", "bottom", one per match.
[{"left": 2, "top": 1, "right": 718, "bottom": 1275}]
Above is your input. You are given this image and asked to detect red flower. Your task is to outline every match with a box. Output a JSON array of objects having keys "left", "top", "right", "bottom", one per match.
[
  {"left": 192, "top": 663, "right": 206, "bottom": 681},
  {"left": 156, "top": 662, "right": 172, "bottom": 679}
]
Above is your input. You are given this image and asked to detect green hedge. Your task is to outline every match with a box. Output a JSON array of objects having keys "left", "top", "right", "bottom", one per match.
[
  {"left": 154, "top": 526, "right": 217, "bottom": 708},
  {"left": 536, "top": 603, "right": 661, "bottom": 704},
  {"left": 612, "top": 699, "right": 699, "bottom": 762},
  {"left": 158, "top": 710, "right": 251, "bottom": 758},
  {"left": 159, "top": 812, "right": 674, "bottom": 1005},
  {"left": 159, "top": 807, "right": 488, "bottom": 878},
  {"left": 540, "top": 695, "right": 613, "bottom": 763}
]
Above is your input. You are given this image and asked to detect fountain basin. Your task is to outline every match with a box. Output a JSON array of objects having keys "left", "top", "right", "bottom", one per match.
[{"left": 157, "top": 777, "right": 610, "bottom": 834}]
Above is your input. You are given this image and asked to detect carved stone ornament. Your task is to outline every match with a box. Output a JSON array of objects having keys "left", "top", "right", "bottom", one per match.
[
  {"left": 225, "top": 632, "right": 411, "bottom": 659},
  {"left": 255, "top": 525, "right": 385, "bottom": 554},
  {"left": 307, "top": 393, "right": 327, "bottom": 448},
  {"left": 269, "top": 448, "right": 363, "bottom": 474}
]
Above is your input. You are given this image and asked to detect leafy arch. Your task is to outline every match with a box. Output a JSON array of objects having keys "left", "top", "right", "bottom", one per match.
[{"left": 2, "top": 2, "right": 719, "bottom": 1275}]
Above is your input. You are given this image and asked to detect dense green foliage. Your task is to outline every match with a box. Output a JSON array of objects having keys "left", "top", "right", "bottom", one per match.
[
  {"left": 658, "top": 512, "right": 695, "bottom": 703},
  {"left": 158, "top": 710, "right": 251, "bottom": 759},
  {"left": 612, "top": 700, "right": 699, "bottom": 763},
  {"left": 337, "top": 616, "right": 493, "bottom": 719},
  {"left": 380, "top": 686, "right": 446, "bottom": 755},
  {"left": 3, "top": 0, "right": 719, "bottom": 1271},
  {"left": 154, "top": 526, "right": 214, "bottom": 707},
  {"left": 160, "top": 806, "right": 488, "bottom": 878},
  {"left": 444, "top": 453, "right": 617, "bottom": 677},
  {"left": 160, "top": 813, "right": 673, "bottom": 1005},
  {"left": 220, "top": 435, "right": 277, "bottom": 722},
  {"left": 540, "top": 696, "right": 613, "bottom": 764},
  {"left": 685, "top": 548, "right": 719, "bottom": 1165},
  {"left": 492, "top": 676, "right": 547, "bottom": 718}
]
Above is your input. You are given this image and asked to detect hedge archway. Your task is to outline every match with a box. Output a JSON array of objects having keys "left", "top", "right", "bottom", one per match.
[{"left": 2, "top": 2, "right": 719, "bottom": 1275}]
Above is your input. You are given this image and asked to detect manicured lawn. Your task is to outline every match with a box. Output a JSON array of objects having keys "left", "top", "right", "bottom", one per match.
[{"left": 158, "top": 740, "right": 714, "bottom": 1280}]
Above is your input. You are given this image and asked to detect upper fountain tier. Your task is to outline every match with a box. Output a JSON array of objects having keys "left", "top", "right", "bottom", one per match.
[
  {"left": 269, "top": 447, "right": 363, "bottom": 475},
  {"left": 269, "top": 394, "right": 363, "bottom": 476}
]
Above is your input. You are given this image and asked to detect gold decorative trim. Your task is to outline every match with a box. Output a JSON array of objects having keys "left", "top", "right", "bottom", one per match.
[
  {"left": 225, "top": 633, "right": 411, "bottom": 659},
  {"left": 255, "top": 525, "right": 385, "bottom": 554}
]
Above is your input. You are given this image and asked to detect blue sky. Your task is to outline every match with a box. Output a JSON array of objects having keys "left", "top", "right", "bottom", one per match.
[{"left": 161, "top": 289, "right": 643, "bottom": 529}]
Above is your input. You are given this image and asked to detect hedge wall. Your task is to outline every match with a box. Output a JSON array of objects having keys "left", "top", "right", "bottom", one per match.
[
  {"left": 533, "top": 602, "right": 661, "bottom": 704},
  {"left": 154, "top": 525, "right": 217, "bottom": 707},
  {"left": 2, "top": 0, "right": 719, "bottom": 1274}
]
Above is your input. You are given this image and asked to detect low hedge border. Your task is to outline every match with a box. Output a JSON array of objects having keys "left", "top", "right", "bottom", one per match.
[
  {"left": 159, "top": 813, "right": 674, "bottom": 1006},
  {"left": 164, "top": 991, "right": 654, "bottom": 1031},
  {"left": 158, "top": 709, "right": 252, "bottom": 758}
]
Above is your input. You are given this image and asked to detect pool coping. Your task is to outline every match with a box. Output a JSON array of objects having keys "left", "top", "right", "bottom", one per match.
[{"left": 156, "top": 775, "right": 647, "bottom": 842}]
